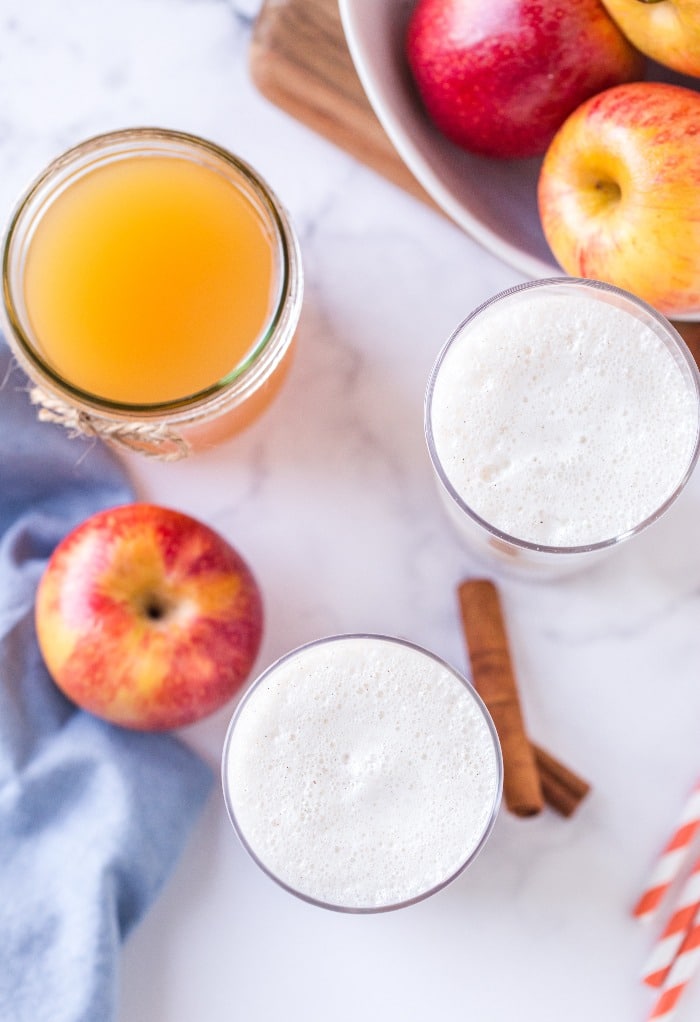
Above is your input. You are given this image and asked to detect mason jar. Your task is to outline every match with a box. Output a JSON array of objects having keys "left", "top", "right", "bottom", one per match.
[{"left": 1, "top": 128, "right": 303, "bottom": 460}]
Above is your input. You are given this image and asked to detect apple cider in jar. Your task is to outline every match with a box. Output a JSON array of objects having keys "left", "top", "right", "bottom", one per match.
[{"left": 1, "top": 129, "right": 303, "bottom": 459}]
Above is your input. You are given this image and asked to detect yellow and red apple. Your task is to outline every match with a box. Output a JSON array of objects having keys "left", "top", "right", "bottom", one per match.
[
  {"left": 35, "top": 503, "right": 263, "bottom": 731},
  {"left": 600, "top": 0, "right": 700, "bottom": 77},
  {"left": 538, "top": 81, "right": 700, "bottom": 318},
  {"left": 405, "top": 0, "right": 645, "bottom": 159}
]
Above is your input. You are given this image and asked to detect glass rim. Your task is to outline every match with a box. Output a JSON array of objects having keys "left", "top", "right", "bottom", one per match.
[
  {"left": 1, "top": 126, "right": 301, "bottom": 416},
  {"left": 425, "top": 276, "right": 700, "bottom": 558},
  {"left": 221, "top": 632, "right": 504, "bottom": 914}
]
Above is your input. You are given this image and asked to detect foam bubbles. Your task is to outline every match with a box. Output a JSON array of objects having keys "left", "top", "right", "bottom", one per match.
[
  {"left": 225, "top": 637, "right": 500, "bottom": 909},
  {"left": 430, "top": 291, "right": 699, "bottom": 547}
]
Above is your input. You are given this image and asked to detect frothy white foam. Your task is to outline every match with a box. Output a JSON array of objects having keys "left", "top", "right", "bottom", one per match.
[
  {"left": 430, "top": 291, "right": 698, "bottom": 547},
  {"left": 224, "top": 636, "right": 500, "bottom": 909}
]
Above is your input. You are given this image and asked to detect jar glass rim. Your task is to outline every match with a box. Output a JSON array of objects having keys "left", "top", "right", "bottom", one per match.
[{"left": 1, "top": 127, "right": 299, "bottom": 415}]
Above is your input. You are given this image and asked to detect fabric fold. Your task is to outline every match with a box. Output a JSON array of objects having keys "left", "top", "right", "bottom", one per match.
[{"left": 0, "top": 342, "right": 213, "bottom": 1022}]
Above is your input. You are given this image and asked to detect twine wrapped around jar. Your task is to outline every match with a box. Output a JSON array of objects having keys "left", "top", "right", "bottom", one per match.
[{"left": 29, "top": 385, "right": 191, "bottom": 461}]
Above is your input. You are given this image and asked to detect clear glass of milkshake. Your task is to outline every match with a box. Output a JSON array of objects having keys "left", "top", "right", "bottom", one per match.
[
  {"left": 221, "top": 634, "right": 503, "bottom": 913},
  {"left": 425, "top": 277, "right": 700, "bottom": 578}
]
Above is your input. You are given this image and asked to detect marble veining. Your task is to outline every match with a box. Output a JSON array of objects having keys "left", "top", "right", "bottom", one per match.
[{"left": 1, "top": 2, "right": 699, "bottom": 1020}]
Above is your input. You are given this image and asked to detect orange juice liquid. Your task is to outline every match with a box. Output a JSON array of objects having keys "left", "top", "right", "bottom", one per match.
[{"left": 23, "top": 155, "right": 277, "bottom": 405}]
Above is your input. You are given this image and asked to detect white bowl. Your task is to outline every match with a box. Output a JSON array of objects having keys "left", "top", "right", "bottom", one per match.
[
  {"left": 338, "top": 0, "right": 556, "bottom": 279},
  {"left": 338, "top": 0, "right": 700, "bottom": 318}
]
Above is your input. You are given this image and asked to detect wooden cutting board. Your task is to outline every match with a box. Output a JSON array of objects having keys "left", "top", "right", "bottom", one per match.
[
  {"left": 250, "top": 0, "right": 437, "bottom": 208},
  {"left": 250, "top": 0, "right": 700, "bottom": 358}
]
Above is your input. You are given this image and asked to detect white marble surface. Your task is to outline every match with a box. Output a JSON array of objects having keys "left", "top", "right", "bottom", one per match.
[{"left": 2, "top": 2, "right": 700, "bottom": 1020}]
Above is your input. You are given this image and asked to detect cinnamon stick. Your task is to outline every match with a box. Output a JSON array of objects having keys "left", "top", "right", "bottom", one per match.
[
  {"left": 458, "top": 579, "right": 544, "bottom": 817},
  {"left": 673, "top": 320, "right": 700, "bottom": 371},
  {"left": 532, "top": 742, "right": 591, "bottom": 818}
]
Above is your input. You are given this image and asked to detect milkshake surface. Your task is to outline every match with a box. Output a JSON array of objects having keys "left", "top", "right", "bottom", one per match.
[
  {"left": 427, "top": 282, "right": 699, "bottom": 549},
  {"left": 222, "top": 634, "right": 502, "bottom": 911}
]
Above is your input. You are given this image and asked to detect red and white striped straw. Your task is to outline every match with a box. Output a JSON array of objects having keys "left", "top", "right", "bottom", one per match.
[
  {"left": 648, "top": 917, "right": 700, "bottom": 1021},
  {"left": 643, "top": 856, "right": 700, "bottom": 987},
  {"left": 634, "top": 781, "right": 700, "bottom": 923}
]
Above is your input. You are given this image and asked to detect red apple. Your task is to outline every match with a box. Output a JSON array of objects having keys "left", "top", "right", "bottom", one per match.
[
  {"left": 600, "top": 0, "right": 700, "bottom": 78},
  {"left": 405, "top": 0, "right": 645, "bottom": 159},
  {"left": 35, "top": 503, "right": 263, "bottom": 731},
  {"left": 537, "top": 81, "right": 700, "bottom": 317}
]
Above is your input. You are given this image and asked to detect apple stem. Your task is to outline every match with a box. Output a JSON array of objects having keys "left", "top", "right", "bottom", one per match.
[
  {"left": 144, "top": 595, "right": 168, "bottom": 621},
  {"left": 595, "top": 179, "right": 621, "bottom": 201}
]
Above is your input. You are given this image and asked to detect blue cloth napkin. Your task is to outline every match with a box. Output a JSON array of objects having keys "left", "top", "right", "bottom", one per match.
[{"left": 0, "top": 342, "right": 213, "bottom": 1022}]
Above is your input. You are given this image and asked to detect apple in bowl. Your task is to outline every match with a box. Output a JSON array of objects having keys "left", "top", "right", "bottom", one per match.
[
  {"left": 405, "top": 0, "right": 645, "bottom": 159},
  {"left": 538, "top": 81, "right": 700, "bottom": 318},
  {"left": 35, "top": 503, "right": 263, "bottom": 731},
  {"left": 600, "top": 0, "right": 700, "bottom": 78}
]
